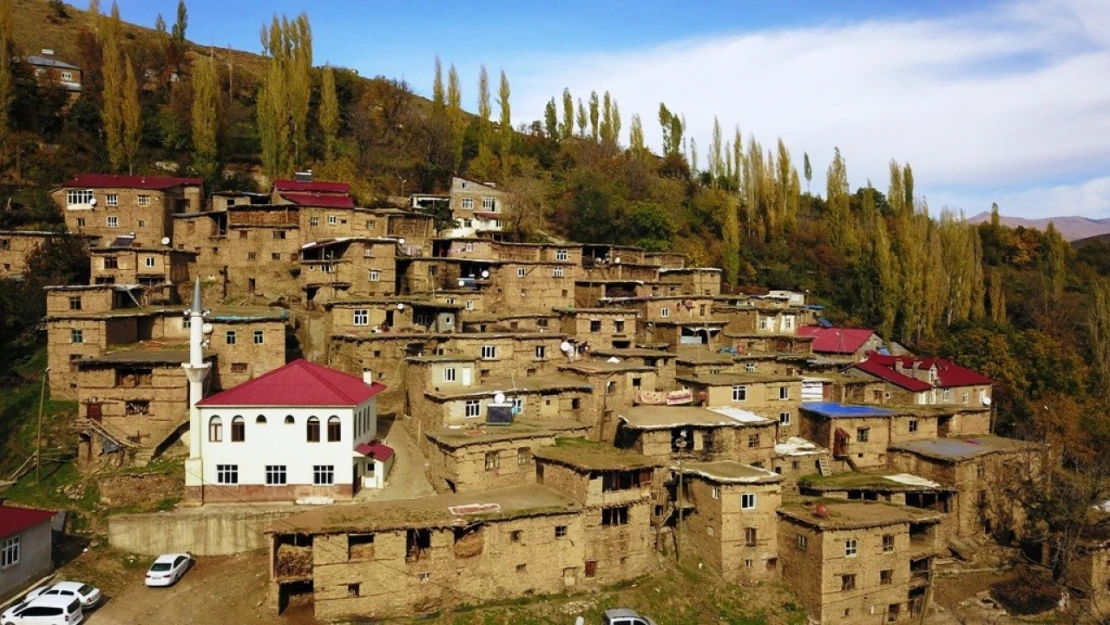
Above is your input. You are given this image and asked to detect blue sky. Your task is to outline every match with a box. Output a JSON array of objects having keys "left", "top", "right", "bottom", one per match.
[{"left": 113, "top": 0, "right": 1110, "bottom": 218}]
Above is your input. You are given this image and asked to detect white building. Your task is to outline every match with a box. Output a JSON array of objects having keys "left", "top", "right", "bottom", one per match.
[
  {"left": 444, "top": 176, "right": 506, "bottom": 238},
  {"left": 190, "top": 359, "right": 389, "bottom": 503}
]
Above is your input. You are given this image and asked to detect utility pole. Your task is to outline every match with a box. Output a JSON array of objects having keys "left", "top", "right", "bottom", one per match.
[{"left": 35, "top": 367, "right": 49, "bottom": 483}]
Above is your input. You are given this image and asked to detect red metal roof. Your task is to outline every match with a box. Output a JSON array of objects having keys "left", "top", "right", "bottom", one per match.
[
  {"left": 280, "top": 192, "right": 355, "bottom": 208},
  {"left": 0, "top": 505, "right": 56, "bottom": 539},
  {"left": 853, "top": 359, "right": 932, "bottom": 392},
  {"left": 197, "top": 359, "right": 386, "bottom": 407},
  {"left": 273, "top": 180, "right": 351, "bottom": 194},
  {"left": 64, "top": 174, "right": 204, "bottom": 190},
  {"left": 797, "top": 326, "right": 876, "bottom": 355},
  {"left": 857, "top": 354, "right": 992, "bottom": 389},
  {"left": 355, "top": 440, "right": 394, "bottom": 462}
]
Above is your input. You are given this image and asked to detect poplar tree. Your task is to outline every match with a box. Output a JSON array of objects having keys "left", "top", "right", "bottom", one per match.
[
  {"left": 576, "top": 99, "right": 587, "bottom": 137},
  {"left": 544, "top": 99, "right": 558, "bottom": 139},
  {"left": 611, "top": 100, "right": 621, "bottom": 148},
  {"left": 1041, "top": 223, "right": 1068, "bottom": 301},
  {"left": 689, "top": 137, "right": 698, "bottom": 174},
  {"left": 121, "top": 57, "right": 141, "bottom": 174},
  {"left": 588, "top": 90, "right": 599, "bottom": 142},
  {"left": 446, "top": 64, "right": 463, "bottom": 171},
  {"left": 1088, "top": 279, "right": 1110, "bottom": 399},
  {"left": 628, "top": 113, "right": 645, "bottom": 158},
  {"left": 775, "top": 138, "right": 797, "bottom": 233},
  {"left": 803, "top": 152, "right": 812, "bottom": 193},
  {"left": 709, "top": 117, "right": 723, "bottom": 185},
  {"left": 826, "top": 147, "right": 853, "bottom": 253},
  {"left": 477, "top": 65, "right": 490, "bottom": 141},
  {"left": 319, "top": 66, "right": 339, "bottom": 161},
  {"left": 155, "top": 14, "right": 166, "bottom": 35},
  {"left": 191, "top": 55, "right": 221, "bottom": 180},
  {"left": 724, "top": 142, "right": 733, "bottom": 186},
  {"left": 732, "top": 128, "right": 743, "bottom": 191},
  {"left": 989, "top": 270, "right": 1007, "bottom": 325},
  {"left": 258, "top": 13, "right": 313, "bottom": 177},
  {"left": 722, "top": 197, "right": 741, "bottom": 285},
  {"left": 432, "top": 56, "right": 445, "bottom": 112},
  {"left": 0, "top": 0, "right": 12, "bottom": 151},
  {"left": 172, "top": 0, "right": 187, "bottom": 44},
  {"left": 657, "top": 103, "right": 683, "bottom": 156},
  {"left": 560, "top": 88, "right": 573, "bottom": 140},
  {"left": 287, "top": 14, "right": 313, "bottom": 168},
  {"left": 497, "top": 69, "right": 512, "bottom": 176},
  {"left": 101, "top": 2, "right": 126, "bottom": 172}
]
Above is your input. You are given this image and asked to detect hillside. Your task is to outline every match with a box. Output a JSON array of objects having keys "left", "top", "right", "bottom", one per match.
[{"left": 966, "top": 211, "right": 1110, "bottom": 241}]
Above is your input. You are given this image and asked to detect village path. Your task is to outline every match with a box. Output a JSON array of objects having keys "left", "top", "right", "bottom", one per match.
[{"left": 355, "top": 417, "right": 436, "bottom": 502}]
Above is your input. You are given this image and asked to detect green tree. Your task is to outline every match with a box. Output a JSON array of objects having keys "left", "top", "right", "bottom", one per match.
[
  {"left": 101, "top": 2, "right": 126, "bottom": 171},
  {"left": 171, "top": 0, "right": 187, "bottom": 44},
  {"left": 560, "top": 88, "right": 573, "bottom": 140},
  {"left": 319, "top": 65, "right": 339, "bottom": 161},
  {"left": 588, "top": 90, "right": 599, "bottom": 142},
  {"left": 154, "top": 13, "right": 166, "bottom": 34},
  {"left": 476, "top": 64, "right": 490, "bottom": 143},
  {"left": 803, "top": 152, "right": 812, "bottom": 193},
  {"left": 431, "top": 56, "right": 444, "bottom": 112},
  {"left": 258, "top": 13, "right": 313, "bottom": 177},
  {"left": 628, "top": 113, "right": 645, "bottom": 159},
  {"left": 543, "top": 98, "right": 557, "bottom": 139},
  {"left": 610, "top": 99, "right": 621, "bottom": 148},
  {"left": 446, "top": 64, "right": 463, "bottom": 171},
  {"left": 826, "top": 147, "right": 853, "bottom": 253},
  {"left": 497, "top": 69, "right": 512, "bottom": 177},
  {"left": 190, "top": 55, "right": 221, "bottom": 181},
  {"left": 121, "top": 57, "right": 141, "bottom": 174},
  {"left": 575, "top": 98, "right": 586, "bottom": 137}
]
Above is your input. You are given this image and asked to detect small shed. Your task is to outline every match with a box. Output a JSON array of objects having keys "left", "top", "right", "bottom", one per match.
[{"left": 355, "top": 441, "right": 395, "bottom": 489}]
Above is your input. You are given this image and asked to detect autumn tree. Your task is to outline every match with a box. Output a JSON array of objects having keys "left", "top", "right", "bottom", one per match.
[
  {"left": 826, "top": 147, "right": 853, "bottom": 253},
  {"left": 497, "top": 69, "right": 511, "bottom": 176},
  {"left": 446, "top": 64, "right": 463, "bottom": 171},
  {"left": 628, "top": 113, "right": 645, "bottom": 159},
  {"left": 559, "top": 88, "right": 573, "bottom": 140},
  {"left": 258, "top": 13, "right": 313, "bottom": 178},
  {"left": 657, "top": 103, "right": 683, "bottom": 156},
  {"left": 803, "top": 152, "right": 812, "bottom": 193},
  {"left": 190, "top": 55, "right": 221, "bottom": 180},
  {"left": 431, "top": 56, "right": 444, "bottom": 112},
  {"left": 588, "top": 90, "right": 599, "bottom": 142},
  {"left": 1089, "top": 278, "right": 1110, "bottom": 401},
  {"left": 575, "top": 98, "right": 586, "bottom": 137},
  {"left": 172, "top": 0, "right": 188, "bottom": 44},
  {"left": 319, "top": 66, "right": 339, "bottom": 161},
  {"left": 543, "top": 98, "right": 557, "bottom": 139}
]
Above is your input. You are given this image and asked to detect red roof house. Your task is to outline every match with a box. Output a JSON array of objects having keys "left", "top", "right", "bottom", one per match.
[
  {"left": 279, "top": 192, "right": 356, "bottom": 208},
  {"left": 273, "top": 180, "right": 351, "bottom": 194},
  {"left": 0, "top": 505, "right": 57, "bottom": 598},
  {"left": 852, "top": 354, "right": 992, "bottom": 391},
  {"left": 61, "top": 173, "right": 204, "bottom": 190},
  {"left": 355, "top": 441, "right": 395, "bottom": 462},
  {"left": 797, "top": 327, "right": 880, "bottom": 358},
  {"left": 197, "top": 359, "right": 386, "bottom": 407},
  {"left": 0, "top": 505, "right": 56, "bottom": 540}
]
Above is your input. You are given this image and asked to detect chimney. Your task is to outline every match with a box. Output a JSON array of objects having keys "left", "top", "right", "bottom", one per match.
[
  {"left": 363, "top": 369, "right": 374, "bottom": 385},
  {"left": 42, "top": 49, "right": 54, "bottom": 56},
  {"left": 294, "top": 170, "right": 313, "bottom": 183}
]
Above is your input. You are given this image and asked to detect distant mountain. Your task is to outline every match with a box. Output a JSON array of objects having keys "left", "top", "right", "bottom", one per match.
[{"left": 966, "top": 212, "right": 1110, "bottom": 241}]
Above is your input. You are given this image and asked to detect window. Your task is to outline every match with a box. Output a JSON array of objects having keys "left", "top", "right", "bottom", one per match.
[
  {"left": 510, "top": 530, "right": 522, "bottom": 543},
  {"left": 590, "top": 320, "right": 602, "bottom": 332},
  {"left": 208, "top": 416, "right": 222, "bottom": 442},
  {"left": 977, "top": 464, "right": 986, "bottom": 478},
  {"left": 882, "top": 534, "right": 894, "bottom": 553},
  {"left": 783, "top": 315, "right": 795, "bottom": 331},
  {"left": 517, "top": 447, "right": 531, "bottom": 465},
  {"left": 307, "top": 417, "right": 321, "bottom": 442},
  {"left": 481, "top": 345, "right": 497, "bottom": 360},
  {"left": 309, "top": 217, "right": 320, "bottom": 227},
  {"left": 741, "top": 493, "right": 757, "bottom": 510},
  {"left": 463, "top": 219, "right": 473, "bottom": 228},
  {"left": 106, "top": 193, "right": 119, "bottom": 206},
  {"left": 352, "top": 309, "right": 369, "bottom": 326},
  {"left": 76, "top": 217, "right": 86, "bottom": 227},
  {"left": 845, "top": 538, "right": 858, "bottom": 557},
  {"left": 614, "top": 319, "right": 625, "bottom": 333},
  {"left": 253, "top": 330, "right": 264, "bottom": 345},
  {"left": 465, "top": 300, "right": 474, "bottom": 310},
  {"left": 231, "top": 416, "right": 245, "bottom": 442},
  {"left": 272, "top": 230, "right": 287, "bottom": 240},
  {"left": 465, "top": 400, "right": 480, "bottom": 418},
  {"left": 66, "top": 189, "right": 94, "bottom": 205},
  {"left": 107, "top": 216, "right": 119, "bottom": 228},
  {"left": 602, "top": 506, "right": 629, "bottom": 526},
  {"left": 841, "top": 574, "right": 856, "bottom": 591},
  {"left": 223, "top": 330, "right": 237, "bottom": 345},
  {"left": 265, "top": 465, "right": 287, "bottom": 485},
  {"left": 732, "top": 386, "right": 747, "bottom": 402},
  {"left": 313, "top": 465, "right": 335, "bottom": 485},
  {"left": 144, "top": 256, "right": 155, "bottom": 268},
  {"left": 369, "top": 270, "right": 380, "bottom": 282},
  {"left": 138, "top": 220, "right": 146, "bottom": 227},
  {"left": 232, "top": 362, "right": 248, "bottom": 374},
  {"left": 328, "top": 215, "right": 338, "bottom": 225},
  {"left": 745, "top": 362, "right": 757, "bottom": 373},
  {"left": 271, "top": 252, "right": 281, "bottom": 261},
  {"left": 711, "top": 486, "right": 720, "bottom": 499},
  {"left": 419, "top": 572, "right": 431, "bottom": 583},
  {"left": 256, "top": 415, "right": 267, "bottom": 424},
  {"left": 1, "top": 536, "right": 20, "bottom": 568},
  {"left": 484, "top": 451, "right": 499, "bottom": 470},
  {"left": 555, "top": 525, "right": 567, "bottom": 539},
  {"left": 779, "top": 386, "right": 789, "bottom": 400},
  {"left": 247, "top": 252, "right": 257, "bottom": 261},
  {"left": 962, "top": 391, "right": 969, "bottom": 405},
  {"left": 100, "top": 256, "right": 118, "bottom": 271},
  {"left": 535, "top": 345, "right": 546, "bottom": 359},
  {"left": 461, "top": 198, "right": 474, "bottom": 209},
  {"left": 125, "top": 400, "right": 149, "bottom": 415},
  {"left": 552, "top": 267, "right": 564, "bottom": 278},
  {"left": 556, "top": 249, "right": 568, "bottom": 261},
  {"left": 909, "top": 419, "right": 918, "bottom": 433},
  {"left": 68, "top": 296, "right": 82, "bottom": 311},
  {"left": 745, "top": 527, "right": 758, "bottom": 547},
  {"left": 216, "top": 464, "right": 238, "bottom": 484},
  {"left": 857, "top": 428, "right": 870, "bottom": 442},
  {"left": 796, "top": 534, "right": 808, "bottom": 551},
  {"left": 70, "top": 328, "right": 84, "bottom": 344},
  {"left": 880, "top": 569, "right": 893, "bottom": 585},
  {"left": 327, "top": 416, "right": 341, "bottom": 442},
  {"left": 516, "top": 267, "right": 526, "bottom": 278},
  {"left": 366, "top": 220, "right": 377, "bottom": 230},
  {"left": 443, "top": 367, "right": 456, "bottom": 382},
  {"left": 779, "top": 412, "right": 792, "bottom": 426},
  {"left": 481, "top": 196, "right": 495, "bottom": 210},
  {"left": 748, "top": 434, "right": 760, "bottom": 448},
  {"left": 660, "top": 307, "right": 670, "bottom": 318},
  {"left": 137, "top": 195, "right": 151, "bottom": 207},
  {"left": 445, "top": 297, "right": 455, "bottom": 305}
]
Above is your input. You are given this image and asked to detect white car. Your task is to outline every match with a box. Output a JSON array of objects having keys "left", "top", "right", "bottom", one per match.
[
  {"left": 602, "top": 609, "right": 658, "bottom": 625},
  {"left": 144, "top": 552, "right": 193, "bottom": 587},
  {"left": 1, "top": 595, "right": 83, "bottom": 625},
  {"left": 24, "top": 583, "right": 101, "bottom": 610}
]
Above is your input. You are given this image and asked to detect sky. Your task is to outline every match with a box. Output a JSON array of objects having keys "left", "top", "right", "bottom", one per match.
[{"left": 115, "top": 0, "right": 1110, "bottom": 219}]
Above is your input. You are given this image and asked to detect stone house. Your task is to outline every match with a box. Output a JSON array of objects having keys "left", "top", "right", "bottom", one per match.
[
  {"left": 672, "top": 461, "right": 783, "bottom": 583},
  {"left": 460, "top": 311, "right": 557, "bottom": 333},
  {"left": 677, "top": 373, "right": 803, "bottom": 439},
  {"left": 615, "top": 406, "right": 776, "bottom": 468},
  {"left": 796, "top": 327, "right": 882, "bottom": 362},
  {"left": 558, "top": 361, "right": 659, "bottom": 442},
  {"left": 644, "top": 252, "right": 687, "bottom": 269},
  {"left": 556, "top": 307, "right": 638, "bottom": 350},
  {"left": 798, "top": 471, "right": 960, "bottom": 540},
  {"left": 53, "top": 174, "right": 204, "bottom": 245},
  {"left": 266, "top": 486, "right": 585, "bottom": 620},
  {"left": 25, "top": 52, "right": 82, "bottom": 95},
  {"left": 0, "top": 230, "right": 99, "bottom": 279},
  {"left": 778, "top": 500, "right": 944, "bottom": 624},
  {"left": 887, "top": 435, "right": 1037, "bottom": 539},
  {"left": 799, "top": 403, "right": 948, "bottom": 471},
  {"left": 599, "top": 295, "right": 717, "bottom": 325},
  {"left": 445, "top": 176, "right": 506, "bottom": 237},
  {"left": 327, "top": 297, "right": 460, "bottom": 335},
  {"left": 771, "top": 437, "right": 831, "bottom": 487},
  {"left": 0, "top": 506, "right": 56, "bottom": 602},
  {"left": 674, "top": 353, "right": 739, "bottom": 377},
  {"left": 533, "top": 439, "right": 660, "bottom": 586},
  {"left": 850, "top": 354, "right": 994, "bottom": 407},
  {"left": 1062, "top": 524, "right": 1110, "bottom": 618},
  {"left": 658, "top": 268, "right": 722, "bottom": 296},
  {"left": 271, "top": 177, "right": 353, "bottom": 208},
  {"left": 424, "top": 419, "right": 589, "bottom": 493},
  {"left": 209, "top": 190, "right": 270, "bottom": 211},
  {"left": 300, "top": 238, "right": 399, "bottom": 304},
  {"left": 588, "top": 348, "right": 677, "bottom": 390},
  {"left": 89, "top": 244, "right": 195, "bottom": 299}
]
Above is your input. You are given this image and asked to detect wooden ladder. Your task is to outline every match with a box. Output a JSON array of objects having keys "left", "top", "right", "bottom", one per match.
[{"left": 818, "top": 456, "right": 832, "bottom": 476}]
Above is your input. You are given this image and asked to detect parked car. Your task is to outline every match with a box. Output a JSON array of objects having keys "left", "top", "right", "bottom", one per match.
[
  {"left": 602, "top": 609, "right": 658, "bottom": 625},
  {"left": 144, "top": 552, "right": 193, "bottom": 587},
  {"left": 1, "top": 595, "right": 84, "bottom": 625},
  {"left": 24, "top": 583, "right": 101, "bottom": 610}
]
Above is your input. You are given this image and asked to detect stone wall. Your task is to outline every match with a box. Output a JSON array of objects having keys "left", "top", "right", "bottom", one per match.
[{"left": 109, "top": 509, "right": 296, "bottom": 556}]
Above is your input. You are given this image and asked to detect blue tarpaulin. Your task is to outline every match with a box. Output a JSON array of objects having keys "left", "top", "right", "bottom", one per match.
[{"left": 801, "top": 402, "right": 897, "bottom": 418}]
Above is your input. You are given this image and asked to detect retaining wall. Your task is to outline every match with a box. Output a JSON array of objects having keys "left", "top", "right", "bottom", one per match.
[{"left": 108, "top": 509, "right": 297, "bottom": 556}]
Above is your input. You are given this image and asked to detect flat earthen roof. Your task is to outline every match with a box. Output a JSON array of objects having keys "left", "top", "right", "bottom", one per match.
[
  {"left": 533, "top": 438, "right": 662, "bottom": 471},
  {"left": 619, "top": 406, "right": 772, "bottom": 430},
  {"left": 800, "top": 471, "right": 957, "bottom": 493},
  {"left": 559, "top": 361, "right": 655, "bottom": 374},
  {"left": 677, "top": 461, "right": 783, "bottom": 484},
  {"left": 677, "top": 373, "right": 802, "bottom": 386},
  {"left": 425, "top": 374, "right": 591, "bottom": 400},
  {"left": 778, "top": 499, "right": 945, "bottom": 530},
  {"left": 589, "top": 348, "right": 674, "bottom": 359},
  {"left": 80, "top": 349, "right": 214, "bottom": 366},
  {"left": 888, "top": 435, "right": 1033, "bottom": 462},
  {"left": 426, "top": 418, "right": 588, "bottom": 448}
]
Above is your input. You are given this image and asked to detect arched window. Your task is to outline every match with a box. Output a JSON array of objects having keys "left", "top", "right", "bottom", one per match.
[
  {"left": 307, "top": 417, "right": 320, "bottom": 442},
  {"left": 231, "top": 416, "right": 245, "bottom": 442},
  {"left": 208, "top": 416, "right": 222, "bottom": 442},
  {"left": 284, "top": 415, "right": 294, "bottom": 424},
  {"left": 327, "top": 416, "right": 342, "bottom": 442},
  {"left": 256, "top": 415, "right": 267, "bottom": 424}
]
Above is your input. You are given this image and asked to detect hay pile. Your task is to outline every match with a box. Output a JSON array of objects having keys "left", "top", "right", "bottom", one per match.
[{"left": 275, "top": 544, "right": 313, "bottom": 577}]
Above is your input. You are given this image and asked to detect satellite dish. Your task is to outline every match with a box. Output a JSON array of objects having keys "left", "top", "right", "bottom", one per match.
[
  {"left": 201, "top": 323, "right": 214, "bottom": 335},
  {"left": 494, "top": 392, "right": 506, "bottom": 404},
  {"left": 398, "top": 238, "right": 406, "bottom": 246},
  {"left": 458, "top": 279, "right": 466, "bottom": 288},
  {"left": 560, "top": 341, "right": 572, "bottom": 353},
  {"left": 161, "top": 237, "right": 171, "bottom": 246},
  {"left": 481, "top": 270, "right": 490, "bottom": 279},
  {"left": 614, "top": 256, "right": 621, "bottom": 264},
  {"left": 89, "top": 197, "right": 97, "bottom": 206},
  {"left": 982, "top": 395, "right": 992, "bottom": 407},
  {"left": 396, "top": 303, "right": 405, "bottom": 311}
]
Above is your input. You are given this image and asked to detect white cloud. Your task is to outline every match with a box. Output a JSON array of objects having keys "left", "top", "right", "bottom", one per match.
[{"left": 506, "top": 0, "right": 1110, "bottom": 218}]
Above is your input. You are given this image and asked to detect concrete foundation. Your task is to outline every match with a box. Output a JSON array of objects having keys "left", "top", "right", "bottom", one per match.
[{"left": 108, "top": 508, "right": 298, "bottom": 556}]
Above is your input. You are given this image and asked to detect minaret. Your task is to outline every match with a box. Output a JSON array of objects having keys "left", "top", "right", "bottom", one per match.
[{"left": 183, "top": 278, "right": 211, "bottom": 499}]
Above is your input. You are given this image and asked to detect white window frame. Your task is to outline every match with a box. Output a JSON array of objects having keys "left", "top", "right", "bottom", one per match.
[
  {"left": 137, "top": 195, "right": 151, "bottom": 207},
  {"left": 464, "top": 242, "right": 474, "bottom": 252},
  {"left": 253, "top": 330, "right": 265, "bottom": 345},
  {"left": 660, "top": 307, "right": 670, "bottom": 318},
  {"left": 779, "top": 412, "right": 792, "bottom": 426},
  {"left": 535, "top": 345, "right": 546, "bottom": 359},
  {"left": 783, "top": 315, "right": 795, "bottom": 331},
  {"left": 328, "top": 215, "right": 338, "bottom": 225},
  {"left": 1, "top": 536, "right": 21, "bottom": 568},
  {"left": 465, "top": 400, "right": 480, "bottom": 418},
  {"left": 845, "top": 538, "right": 858, "bottom": 557},
  {"left": 265, "top": 465, "right": 287, "bottom": 485},
  {"left": 711, "top": 486, "right": 720, "bottom": 499},
  {"left": 106, "top": 216, "right": 119, "bottom": 228},
  {"left": 144, "top": 256, "right": 155, "bottom": 268},
  {"left": 461, "top": 198, "right": 474, "bottom": 210},
  {"left": 481, "top": 196, "right": 495, "bottom": 210},
  {"left": 216, "top": 464, "right": 238, "bottom": 484},
  {"left": 552, "top": 267, "right": 564, "bottom": 278},
  {"left": 481, "top": 345, "right": 497, "bottom": 360},
  {"left": 66, "top": 189, "right": 94, "bottom": 206},
  {"left": 465, "top": 300, "right": 474, "bottom": 310},
  {"left": 310, "top": 217, "right": 320, "bottom": 227},
  {"left": 225, "top": 330, "right": 237, "bottom": 345},
  {"left": 106, "top": 193, "right": 119, "bottom": 207},
  {"left": 741, "top": 493, "right": 757, "bottom": 510},
  {"left": 61, "top": 71, "right": 73, "bottom": 81},
  {"left": 352, "top": 310, "right": 369, "bottom": 326},
  {"left": 779, "top": 386, "right": 790, "bottom": 400},
  {"left": 313, "top": 465, "right": 335, "bottom": 485},
  {"left": 758, "top": 316, "right": 770, "bottom": 331},
  {"left": 732, "top": 385, "right": 747, "bottom": 402},
  {"left": 368, "top": 270, "right": 381, "bottom": 282},
  {"left": 745, "top": 362, "right": 757, "bottom": 373},
  {"left": 443, "top": 367, "right": 456, "bottom": 382},
  {"left": 556, "top": 249, "right": 568, "bottom": 261},
  {"left": 516, "top": 267, "right": 526, "bottom": 278}
]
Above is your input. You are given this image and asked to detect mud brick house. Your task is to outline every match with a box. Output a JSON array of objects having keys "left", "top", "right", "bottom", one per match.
[
  {"left": 674, "top": 352, "right": 739, "bottom": 377},
  {"left": 849, "top": 354, "right": 994, "bottom": 407},
  {"left": 425, "top": 419, "right": 588, "bottom": 493},
  {"left": 771, "top": 437, "right": 831, "bottom": 486},
  {"left": 300, "top": 238, "right": 399, "bottom": 304},
  {"left": 589, "top": 348, "right": 677, "bottom": 390},
  {"left": 209, "top": 190, "right": 270, "bottom": 211},
  {"left": 533, "top": 439, "right": 660, "bottom": 585},
  {"left": 89, "top": 242, "right": 195, "bottom": 300},
  {"left": 615, "top": 406, "right": 776, "bottom": 467},
  {"left": 672, "top": 461, "right": 783, "bottom": 582},
  {"left": 558, "top": 361, "right": 660, "bottom": 442},
  {"left": 271, "top": 176, "right": 354, "bottom": 209},
  {"left": 795, "top": 326, "right": 882, "bottom": 362},
  {"left": 53, "top": 174, "right": 204, "bottom": 244},
  {"left": 445, "top": 176, "right": 507, "bottom": 237},
  {"left": 75, "top": 349, "right": 212, "bottom": 466},
  {"left": 677, "top": 373, "right": 803, "bottom": 439},
  {"left": 798, "top": 471, "right": 959, "bottom": 539},
  {"left": 460, "top": 311, "right": 557, "bottom": 333},
  {"left": 778, "top": 500, "right": 943, "bottom": 624},
  {"left": 266, "top": 486, "right": 585, "bottom": 620},
  {"left": 555, "top": 307, "right": 638, "bottom": 350},
  {"left": 799, "top": 403, "right": 941, "bottom": 470},
  {"left": 0, "top": 231, "right": 100, "bottom": 279},
  {"left": 190, "top": 360, "right": 386, "bottom": 503},
  {"left": 1062, "top": 518, "right": 1110, "bottom": 617},
  {"left": 658, "top": 267, "right": 722, "bottom": 296},
  {"left": 887, "top": 436, "right": 1037, "bottom": 538},
  {"left": 327, "top": 297, "right": 460, "bottom": 334},
  {"left": 0, "top": 505, "right": 57, "bottom": 601}
]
